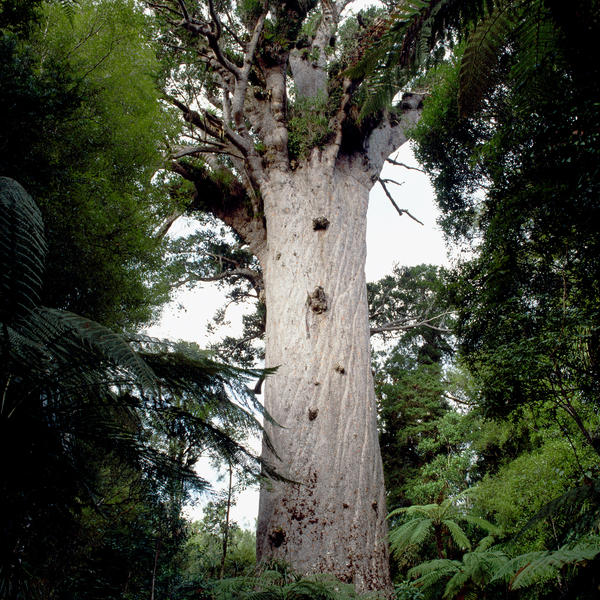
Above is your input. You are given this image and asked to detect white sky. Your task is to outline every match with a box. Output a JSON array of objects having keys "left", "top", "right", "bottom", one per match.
[{"left": 144, "top": 142, "right": 448, "bottom": 527}]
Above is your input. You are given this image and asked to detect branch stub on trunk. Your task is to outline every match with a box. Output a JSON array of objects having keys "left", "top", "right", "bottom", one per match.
[
  {"left": 312, "top": 216, "right": 330, "bottom": 230},
  {"left": 308, "top": 286, "right": 328, "bottom": 313}
]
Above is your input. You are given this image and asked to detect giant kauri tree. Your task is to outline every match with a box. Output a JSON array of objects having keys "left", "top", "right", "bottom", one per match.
[{"left": 151, "top": 1, "right": 425, "bottom": 589}]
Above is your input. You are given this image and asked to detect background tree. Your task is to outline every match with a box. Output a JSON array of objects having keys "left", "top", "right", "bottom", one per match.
[
  {"left": 0, "top": 0, "right": 182, "bottom": 330},
  {"left": 369, "top": 264, "right": 455, "bottom": 509}
]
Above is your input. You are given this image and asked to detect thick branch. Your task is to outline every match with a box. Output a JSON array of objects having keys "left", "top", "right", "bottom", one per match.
[
  {"left": 370, "top": 317, "right": 452, "bottom": 336},
  {"left": 171, "top": 160, "right": 267, "bottom": 260},
  {"left": 365, "top": 93, "right": 424, "bottom": 178}
]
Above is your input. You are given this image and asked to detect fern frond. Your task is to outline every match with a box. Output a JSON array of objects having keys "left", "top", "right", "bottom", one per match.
[
  {"left": 458, "top": 1, "right": 516, "bottom": 117},
  {"left": 462, "top": 514, "right": 501, "bottom": 535},
  {"left": 0, "top": 177, "right": 47, "bottom": 322},
  {"left": 510, "top": 1, "right": 556, "bottom": 90},
  {"left": 443, "top": 568, "right": 470, "bottom": 599},
  {"left": 408, "top": 559, "right": 460, "bottom": 591},
  {"left": 493, "top": 536, "right": 600, "bottom": 590},
  {"left": 443, "top": 519, "right": 471, "bottom": 550},
  {"left": 409, "top": 558, "right": 461, "bottom": 578},
  {"left": 511, "top": 537, "right": 600, "bottom": 590},
  {"left": 517, "top": 478, "right": 600, "bottom": 539},
  {"left": 389, "top": 518, "right": 434, "bottom": 557},
  {"left": 389, "top": 502, "right": 440, "bottom": 519}
]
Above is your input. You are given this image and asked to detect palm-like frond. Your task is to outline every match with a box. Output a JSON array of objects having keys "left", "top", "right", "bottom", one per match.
[
  {"left": 492, "top": 536, "right": 600, "bottom": 590},
  {"left": 516, "top": 477, "right": 600, "bottom": 540},
  {"left": 0, "top": 178, "right": 46, "bottom": 322},
  {"left": 457, "top": 1, "right": 516, "bottom": 117},
  {"left": 462, "top": 514, "right": 500, "bottom": 535},
  {"left": 389, "top": 518, "right": 434, "bottom": 557},
  {"left": 409, "top": 549, "right": 508, "bottom": 599},
  {"left": 442, "top": 519, "right": 471, "bottom": 550},
  {"left": 1, "top": 179, "right": 278, "bottom": 493},
  {"left": 347, "top": 0, "right": 491, "bottom": 117},
  {"left": 408, "top": 558, "right": 461, "bottom": 591}
]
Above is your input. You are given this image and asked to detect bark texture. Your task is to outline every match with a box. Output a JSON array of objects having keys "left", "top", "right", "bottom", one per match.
[
  {"left": 153, "top": 0, "right": 423, "bottom": 590},
  {"left": 255, "top": 156, "right": 390, "bottom": 591}
]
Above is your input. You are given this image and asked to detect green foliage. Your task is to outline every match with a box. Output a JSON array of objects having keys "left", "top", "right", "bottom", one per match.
[
  {"left": 371, "top": 265, "right": 456, "bottom": 508},
  {"left": 411, "top": 1, "right": 600, "bottom": 454},
  {"left": 0, "top": 178, "right": 273, "bottom": 598},
  {"left": 287, "top": 92, "right": 332, "bottom": 162},
  {"left": 388, "top": 499, "right": 499, "bottom": 561},
  {"left": 471, "top": 437, "right": 598, "bottom": 542},
  {"left": 408, "top": 543, "right": 508, "bottom": 600},
  {"left": 0, "top": 0, "right": 180, "bottom": 330},
  {"left": 493, "top": 536, "right": 600, "bottom": 591},
  {"left": 0, "top": 177, "right": 47, "bottom": 321},
  {"left": 210, "top": 568, "right": 371, "bottom": 600},
  {"left": 184, "top": 518, "right": 257, "bottom": 580}
]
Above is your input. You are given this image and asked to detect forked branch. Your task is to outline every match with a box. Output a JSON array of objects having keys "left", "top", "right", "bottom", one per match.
[{"left": 378, "top": 177, "right": 424, "bottom": 225}]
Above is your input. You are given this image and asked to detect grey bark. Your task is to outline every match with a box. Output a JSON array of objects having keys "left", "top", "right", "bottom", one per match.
[
  {"left": 156, "top": 0, "right": 423, "bottom": 590},
  {"left": 254, "top": 154, "right": 396, "bottom": 591}
]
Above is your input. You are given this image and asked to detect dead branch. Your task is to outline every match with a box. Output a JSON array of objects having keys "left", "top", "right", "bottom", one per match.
[
  {"left": 386, "top": 156, "right": 426, "bottom": 173},
  {"left": 378, "top": 177, "right": 424, "bottom": 225}
]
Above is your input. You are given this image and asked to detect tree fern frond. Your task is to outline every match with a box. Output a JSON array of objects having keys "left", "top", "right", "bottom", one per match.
[
  {"left": 0, "top": 177, "right": 47, "bottom": 322},
  {"left": 389, "top": 518, "right": 434, "bottom": 557},
  {"left": 409, "top": 558, "right": 461, "bottom": 578},
  {"left": 516, "top": 478, "right": 600, "bottom": 539},
  {"left": 458, "top": 1, "right": 516, "bottom": 117},
  {"left": 511, "top": 537, "right": 600, "bottom": 590},
  {"left": 462, "top": 514, "right": 501, "bottom": 535},
  {"left": 443, "top": 519, "right": 471, "bottom": 550},
  {"left": 443, "top": 568, "right": 470, "bottom": 599},
  {"left": 510, "top": 1, "right": 556, "bottom": 90},
  {"left": 408, "top": 559, "right": 460, "bottom": 592},
  {"left": 492, "top": 536, "right": 600, "bottom": 590},
  {"left": 389, "top": 502, "right": 440, "bottom": 519}
]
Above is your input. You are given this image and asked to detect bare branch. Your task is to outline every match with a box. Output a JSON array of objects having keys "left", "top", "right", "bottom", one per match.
[
  {"left": 379, "top": 177, "right": 404, "bottom": 188},
  {"left": 386, "top": 156, "right": 426, "bottom": 173},
  {"left": 378, "top": 177, "right": 424, "bottom": 225},
  {"left": 370, "top": 320, "right": 451, "bottom": 336},
  {"left": 175, "top": 267, "right": 262, "bottom": 288}
]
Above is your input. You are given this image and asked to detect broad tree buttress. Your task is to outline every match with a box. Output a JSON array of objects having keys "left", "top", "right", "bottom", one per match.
[{"left": 152, "top": 0, "right": 422, "bottom": 590}]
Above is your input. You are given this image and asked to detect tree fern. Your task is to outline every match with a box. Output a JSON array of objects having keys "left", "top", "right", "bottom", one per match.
[
  {"left": 388, "top": 499, "right": 498, "bottom": 559},
  {"left": 1, "top": 180, "right": 280, "bottom": 598},
  {"left": 457, "top": 1, "right": 516, "bottom": 117},
  {"left": 0, "top": 178, "right": 46, "bottom": 322},
  {"left": 408, "top": 548, "right": 508, "bottom": 599},
  {"left": 493, "top": 536, "right": 600, "bottom": 590},
  {"left": 211, "top": 572, "right": 362, "bottom": 600},
  {"left": 347, "top": 0, "right": 492, "bottom": 117}
]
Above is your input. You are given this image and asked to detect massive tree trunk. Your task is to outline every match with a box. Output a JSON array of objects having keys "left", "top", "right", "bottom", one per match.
[
  {"left": 154, "top": 0, "right": 424, "bottom": 591},
  {"left": 256, "top": 156, "right": 389, "bottom": 589}
]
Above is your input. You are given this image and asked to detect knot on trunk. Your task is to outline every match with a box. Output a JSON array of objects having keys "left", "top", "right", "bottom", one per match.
[
  {"left": 308, "top": 286, "right": 327, "bottom": 313},
  {"left": 312, "top": 216, "right": 330, "bottom": 230}
]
